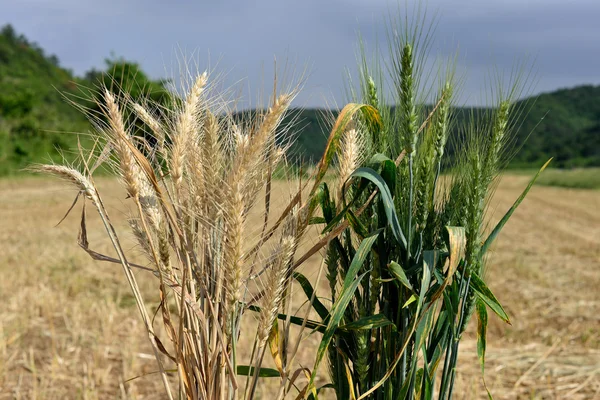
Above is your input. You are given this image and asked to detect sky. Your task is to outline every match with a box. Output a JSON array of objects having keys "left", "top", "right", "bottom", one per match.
[{"left": 2, "top": 0, "right": 599, "bottom": 108}]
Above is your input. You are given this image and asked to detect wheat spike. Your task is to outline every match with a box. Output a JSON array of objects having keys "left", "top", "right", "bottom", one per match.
[
  {"left": 170, "top": 72, "right": 208, "bottom": 186},
  {"left": 223, "top": 182, "right": 246, "bottom": 322},
  {"left": 133, "top": 102, "right": 165, "bottom": 153},
  {"left": 31, "top": 164, "right": 97, "bottom": 204},
  {"left": 337, "top": 122, "right": 363, "bottom": 204},
  {"left": 103, "top": 89, "right": 145, "bottom": 200},
  {"left": 257, "top": 236, "right": 295, "bottom": 345}
]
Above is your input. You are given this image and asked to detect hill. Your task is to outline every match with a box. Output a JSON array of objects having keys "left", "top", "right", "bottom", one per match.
[
  {"left": 0, "top": 25, "right": 91, "bottom": 175},
  {"left": 0, "top": 25, "right": 170, "bottom": 176},
  {"left": 284, "top": 86, "right": 600, "bottom": 168},
  {"left": 1, "top": 24, "right": 598, "bottom": 174},
  {"left": 514, "top": 85, "right": 600, "bottom": 167}
]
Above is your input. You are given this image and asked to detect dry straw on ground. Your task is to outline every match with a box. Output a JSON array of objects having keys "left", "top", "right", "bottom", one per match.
[{"left": 1, "top": 176, "right": 598, "bottom": 399}]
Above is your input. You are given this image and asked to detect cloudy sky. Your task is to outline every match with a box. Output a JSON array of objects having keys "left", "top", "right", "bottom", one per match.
[{"left": 2, "top": 0, "right": 599, "bottom": 107}]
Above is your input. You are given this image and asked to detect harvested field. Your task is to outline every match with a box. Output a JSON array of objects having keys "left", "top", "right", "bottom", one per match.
[{"left": 0, "top": 175, "right": 598, "bottom": 399}]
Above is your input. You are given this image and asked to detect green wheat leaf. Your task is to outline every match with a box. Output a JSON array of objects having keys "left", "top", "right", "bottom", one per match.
[
  {"left": 350, "top": 167, "right": 407, "bottom": 250},
  {"left": 388, "top": 261, "right": 414, "bottom": 291},
  {"left": 470, "top": 273, "right": 510, "bottom": 324},
  {"left": 293, "top": 272, "right": 330, "bottom": 322},
  {"left": 308, "top": 231, "right": 380, "bottom": 388},
  {"left": 476, "top": 299, "right": 494, "bottom": 400},
  {"left": 481, "top": 158, "right": 551, "bottom": 256},
  {"left": 236, "top": 366, "right": 280, "bottom": 378}
]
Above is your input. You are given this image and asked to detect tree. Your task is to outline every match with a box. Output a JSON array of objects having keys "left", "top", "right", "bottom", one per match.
[
  {"left": 85, "top": 56, "right": 171, "bottom": 105},
  {"left": 83, "top": 57, "right": 173, "bottom": 147}
]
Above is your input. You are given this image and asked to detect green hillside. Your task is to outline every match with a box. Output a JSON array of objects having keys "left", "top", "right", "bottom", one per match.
[
  {"left": 1, "top": 24, "right": 598, "bottom": 174},
  {"left": 0, "top": 25, "right": 91, "bottom": 174},
  {"left": 285, "top": 87, "right": 600, "bottom": 168},
  {"left": 514, "top": 85, "right": 600, "bottom": 167},
  {"left": 0, "top": 25, "right": 170, "bottom": 175}
]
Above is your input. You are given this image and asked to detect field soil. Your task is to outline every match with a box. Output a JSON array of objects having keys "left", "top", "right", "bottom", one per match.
[{"left": 0, "top": 175, "right": 598, "bottom": 399}]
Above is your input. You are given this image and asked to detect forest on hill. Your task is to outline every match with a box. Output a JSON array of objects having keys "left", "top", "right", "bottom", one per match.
[
  {"left": 285, "top": 87, "right": 600, "bottom": 168},
  {"left": 0, "top": 25, "right": 170, "bottom": 175},
  {"left": 1, "top": 24, "right": 598, "bottom": 175}
]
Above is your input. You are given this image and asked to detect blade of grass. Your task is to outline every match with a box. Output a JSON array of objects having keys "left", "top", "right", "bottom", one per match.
[
  {"left": 308, "top": 232, "right": 380, "bottom": 389},
  {"left": 470, "top": 272, "right": 510, "bottom": 325},
  {"left": 310, "top": 103, "right": 382, "bottom": 198},
  {"left": 350, "top": 167, "right": 407, "bottom": 249},
  {"left": 476, "top": 299, "right": 493, "bottom": 400},
  {"left": 293, "top": 272, "right": 330, "bottom": 321},
  {"left": 481, "top": 158, "right": 551, "bottom": 256}
]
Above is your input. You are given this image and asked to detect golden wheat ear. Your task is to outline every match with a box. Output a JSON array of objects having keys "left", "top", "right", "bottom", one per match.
[
  {"left": 30, "top": 164, "right": 97, "bottom": 203},
  {"left": 169, "top": 72, "right": 209, "bottom": 187}
]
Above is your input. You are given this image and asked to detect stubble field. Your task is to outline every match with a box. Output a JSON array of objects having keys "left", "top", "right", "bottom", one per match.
[{"left": 0, "top": 175, "right": 598, "bottom": 399}]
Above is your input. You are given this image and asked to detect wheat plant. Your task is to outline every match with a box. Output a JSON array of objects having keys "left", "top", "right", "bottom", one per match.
[
  {"left": 32, "top": 67, "right": 382, "bottom": 399},
  {"left": 291, "top": 11, "right": 551, "bottom": 400}
]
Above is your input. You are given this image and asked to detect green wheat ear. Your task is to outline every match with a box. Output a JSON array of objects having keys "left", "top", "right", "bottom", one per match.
[
  {"left": 433, "top": 82, "right": 453, "bottom": 163},
  {"left": 400, "top": 43, "right": 418, "bottom": 155},
  {"left": 484, "top": 99, "right": 511, "bottom": 184},
  {"left": 366, "top": 75, "right": 385, "bottom": 152},
  {"left": 367, "top": 76, "right": 379, "bottom": 110}
]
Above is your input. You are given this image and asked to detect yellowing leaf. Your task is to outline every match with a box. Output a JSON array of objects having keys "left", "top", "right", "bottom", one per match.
[{"left": 268, "top": 320, "right": 283, "bottom": 374}]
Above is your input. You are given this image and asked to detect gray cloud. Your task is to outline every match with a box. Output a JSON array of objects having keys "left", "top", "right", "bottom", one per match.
[{"left": 2, "top": 0, "right": 599, "bottom": 107}]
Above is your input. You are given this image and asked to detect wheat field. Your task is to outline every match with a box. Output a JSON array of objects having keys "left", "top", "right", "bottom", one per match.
[{"left": 0, "top": 175, "right": 598, "bottom": 399}]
